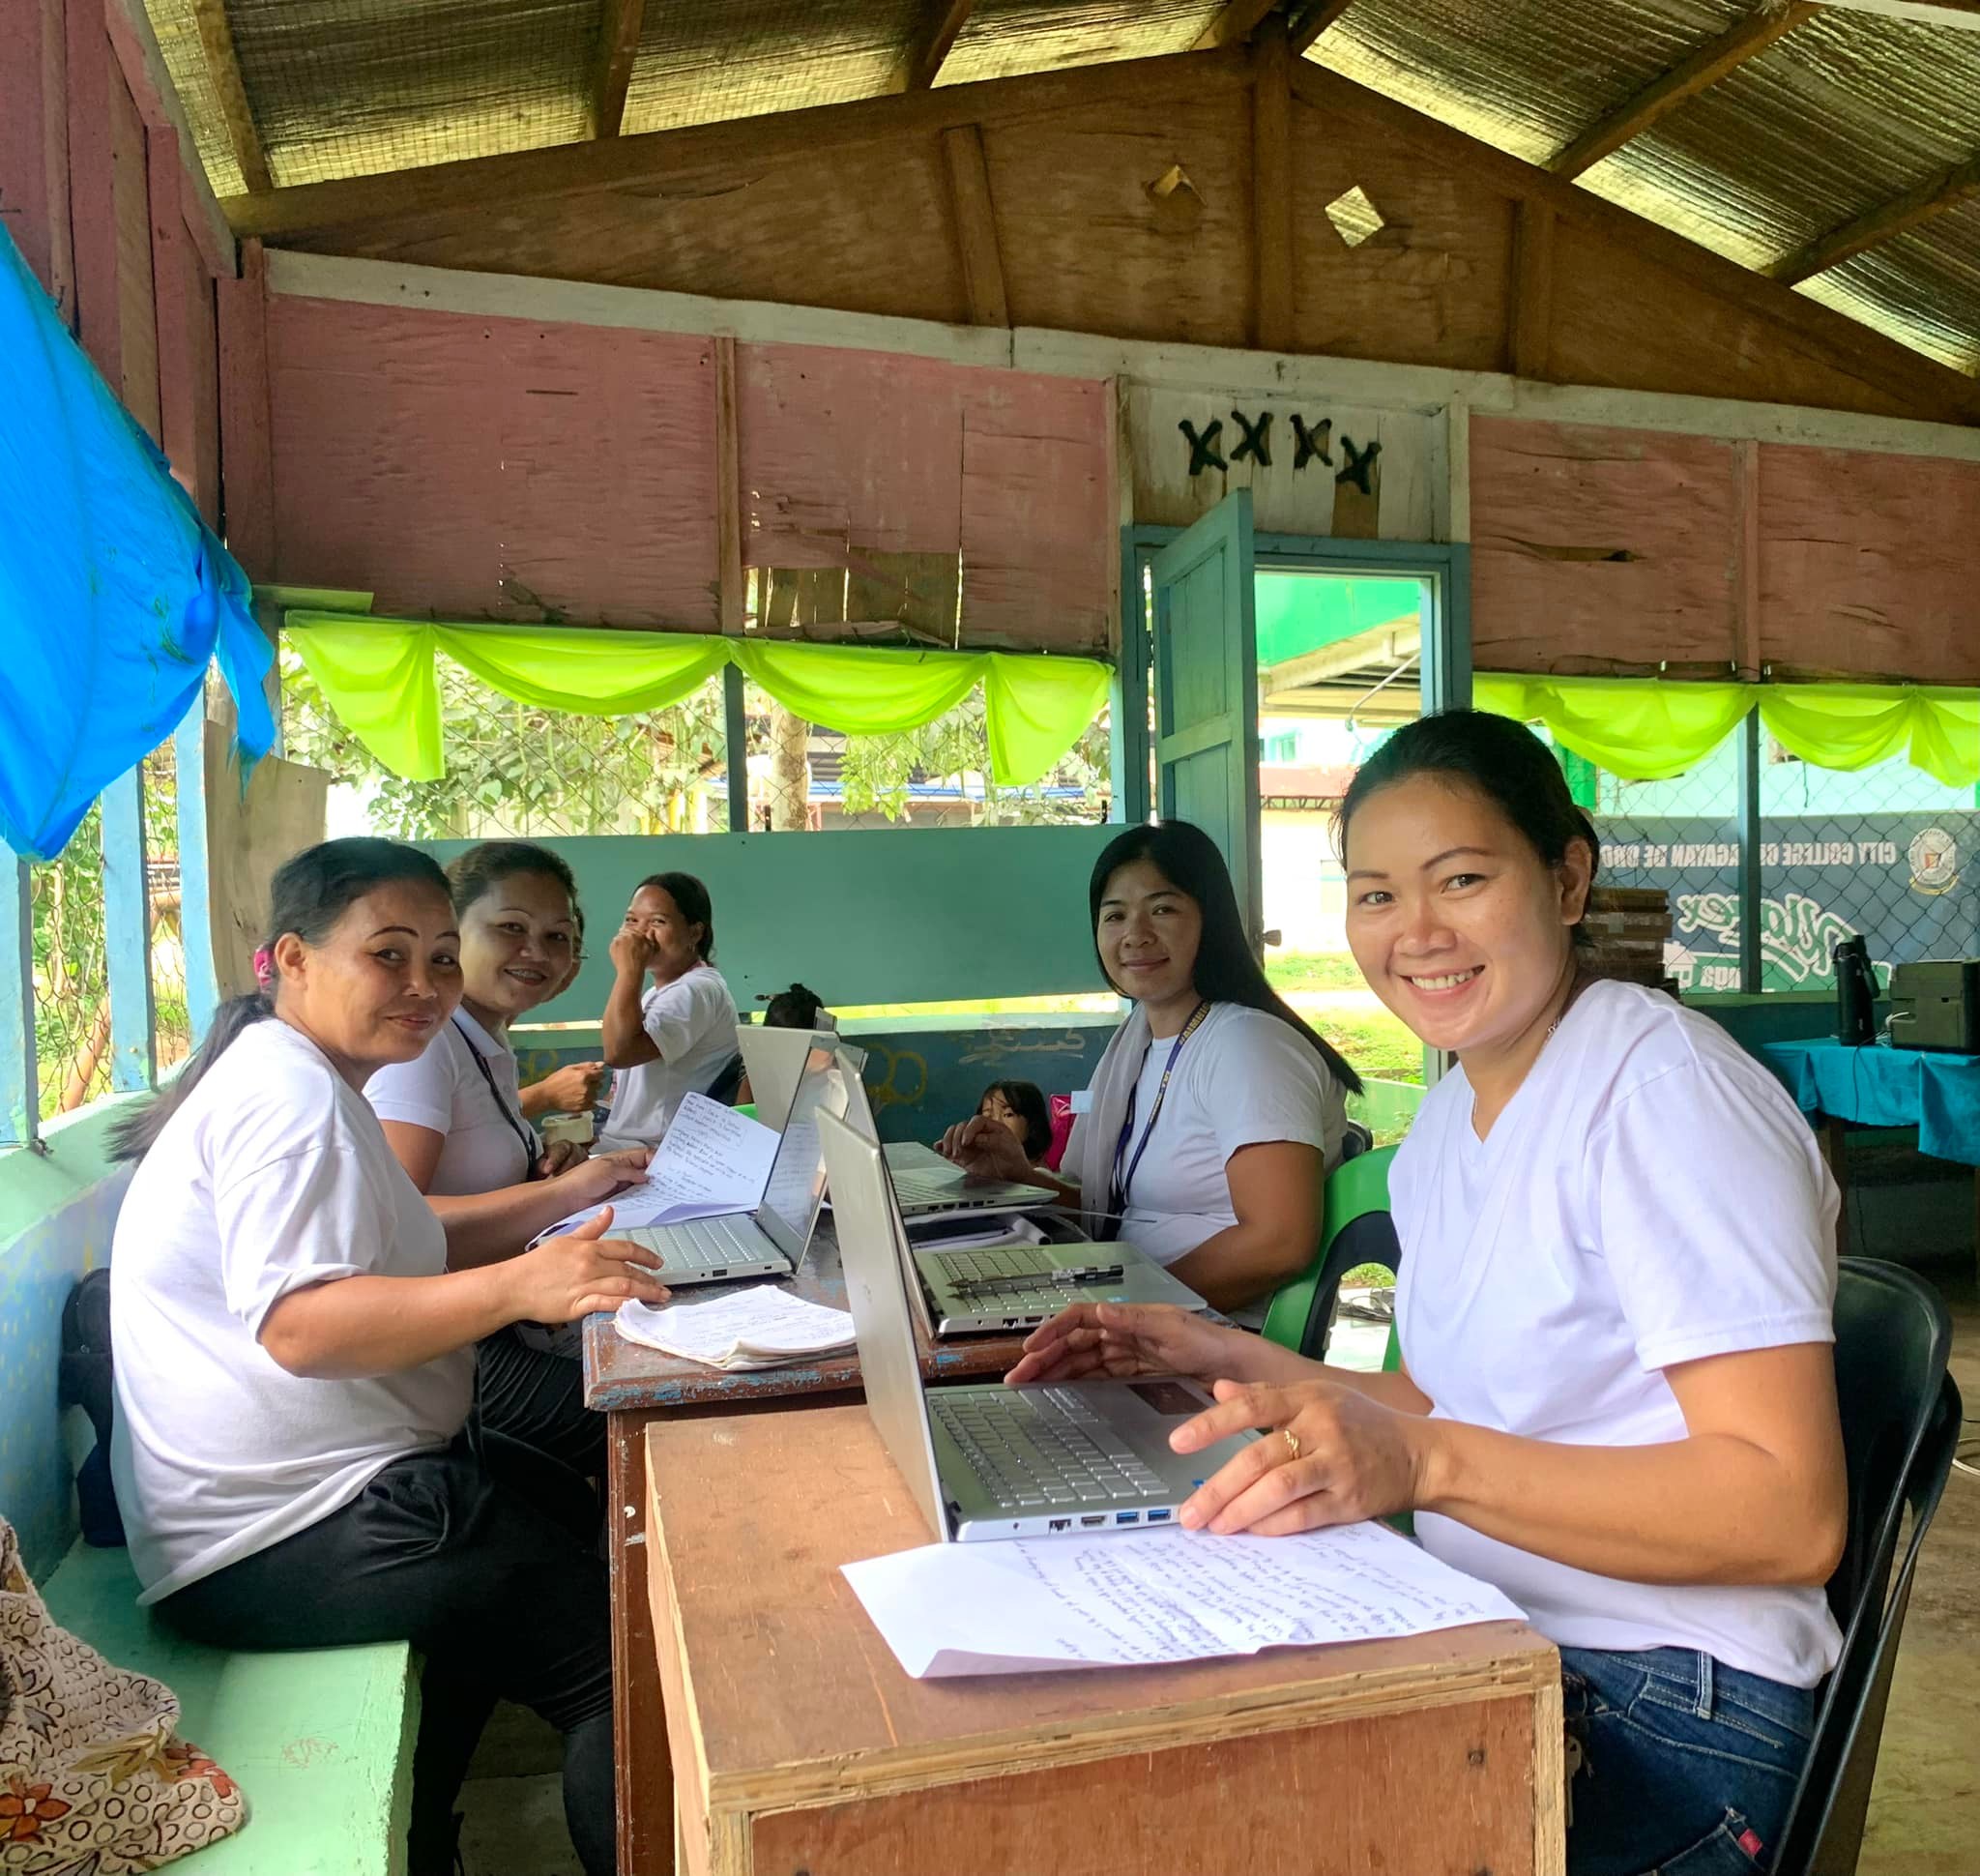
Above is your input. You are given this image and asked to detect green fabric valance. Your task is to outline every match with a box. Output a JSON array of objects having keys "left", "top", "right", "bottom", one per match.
[
  {"left": 1475, "top": 674, "right": 1980, "bottom": 788},
  {"left": 285, "top": 614, "right": 1112, "bottom": 790}
]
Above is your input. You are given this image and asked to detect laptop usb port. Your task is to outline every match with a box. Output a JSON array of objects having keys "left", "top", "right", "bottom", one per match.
[
  {"left": 1080, "top": 1514, "right": 1106, "bottom": 1527},
  {"left": 1146, "top": 1509, "right": 1172, "bottom": 1522},
  {"left": 1115, "top": 1510, "right": 1139, "bottom": 1525},
  {"left": 1048, "top": 1517, "right": 1071, "bottom": 1531}
]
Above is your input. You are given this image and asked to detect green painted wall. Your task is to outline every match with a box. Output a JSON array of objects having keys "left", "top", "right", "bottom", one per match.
[{"left": 422, "top": 824, "right": 1121, "bottom": 1019}]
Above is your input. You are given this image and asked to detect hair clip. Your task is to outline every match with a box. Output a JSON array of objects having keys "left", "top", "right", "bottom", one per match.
[{"left": 252, "top": 946, "right": 276, "bottom": 989}]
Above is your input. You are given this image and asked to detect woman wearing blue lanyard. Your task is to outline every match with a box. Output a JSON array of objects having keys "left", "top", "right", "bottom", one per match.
[
  {"left": 940, "top": 820, "right": 1362, "bottom": 1319},
  {"left": 367, "top": 841, "right": 654, "bottom": 1477}
]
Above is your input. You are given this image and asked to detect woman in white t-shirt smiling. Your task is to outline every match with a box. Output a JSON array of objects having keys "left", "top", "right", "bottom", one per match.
[
  {"left": 108, "top": 838, "right": 666, "bottom": 1876},
  {"left": 596, "top": 870, "right": 740, "bottom": 1150},
  {"left": 941, "top": 820, "right": 1360, "bottom": 1316},
  {"left": 1008, "top": 713, "right": 1846, "bottom": 1875},
  {"left": 366, "top": 840, "right": 652, "bottom": 1479}
]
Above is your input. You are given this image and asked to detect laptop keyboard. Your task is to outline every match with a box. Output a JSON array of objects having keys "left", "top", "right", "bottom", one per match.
[
  {"left": 930, "top": 1389, "right": 1169, "bottom": 1510},
  {"left": 931, "top": 1246, "right": 1055, "bottom": 1285},
  {"left": 656, "top": 1215, "right": 776, "bottom": 1272}
]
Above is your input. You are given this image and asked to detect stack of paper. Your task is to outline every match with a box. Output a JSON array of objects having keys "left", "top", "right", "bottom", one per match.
[
  {"left": 615, "top": 1286, "right": 857, "bottom": 1371},
  {"left": 540, "top": 1095, "right": 779, "bottom": 1240},
  {"left": 841, "top": 1521, "right": 1526, "bottom": 1679}
]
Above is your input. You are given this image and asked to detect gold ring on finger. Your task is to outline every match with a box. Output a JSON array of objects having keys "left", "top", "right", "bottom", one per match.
[{"left": 1282, "top": 1426, "right": 1301, "bottom": 1464}]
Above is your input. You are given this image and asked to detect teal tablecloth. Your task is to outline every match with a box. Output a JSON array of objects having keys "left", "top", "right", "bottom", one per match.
[{"left": 1762, "top": 1039, "right": 1980, "bottom": 1168}]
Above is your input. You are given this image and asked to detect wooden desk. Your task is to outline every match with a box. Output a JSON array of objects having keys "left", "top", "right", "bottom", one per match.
[
  {"left": 645, "top": 1405, "right": 1566, "bottom": 1876},
  {"left": 585, "top": 1224, "right": 1028, "bottom": 1876}
]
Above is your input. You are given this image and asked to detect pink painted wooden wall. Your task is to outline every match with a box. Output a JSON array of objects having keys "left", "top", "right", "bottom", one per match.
[
  {"left": 740, "top": 344, "right": 1111, "bottom": 646},
  {"left": 1471, "top": 416, "right": 1980, "bottom": 685},
  {"left": 1758, "top": 445, "right": 1980, "bottom": 686},
  {"left": 258, "top": 300, "right": 1114, "bottom": 649},
  {"left": 266, "top": 297, "right": 721, "bottom": 628}
]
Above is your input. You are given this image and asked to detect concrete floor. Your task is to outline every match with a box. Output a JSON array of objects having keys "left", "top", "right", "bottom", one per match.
[{"left": 458, "top": 1274, "right": 1980, "bottom": 1876}]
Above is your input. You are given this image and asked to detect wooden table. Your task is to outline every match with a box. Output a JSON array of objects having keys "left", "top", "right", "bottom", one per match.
[
  {"left": 645, "top": 1404, "right": 1566, "bottom": 1876},
  {"left": 585, "top": 1223, "right": 1029, "bottom": 1876}
]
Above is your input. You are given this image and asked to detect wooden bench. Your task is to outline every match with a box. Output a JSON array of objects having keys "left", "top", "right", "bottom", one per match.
[{"left": 40, "top": 1542, "right": 419, "bottom": 1876}]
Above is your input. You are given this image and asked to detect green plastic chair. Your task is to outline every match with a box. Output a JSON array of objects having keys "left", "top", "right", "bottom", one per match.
[{"left": 1262, "top": 1144, "right": 1402, "bottom": 1368}]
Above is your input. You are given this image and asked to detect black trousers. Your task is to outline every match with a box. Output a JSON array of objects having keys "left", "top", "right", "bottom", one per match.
[
  {"left": 473, "top": 1322, "right": 606, "bottom": 1480},
  {"left": 159, "top": 1434, "right": 615, "bottom": 1876}
]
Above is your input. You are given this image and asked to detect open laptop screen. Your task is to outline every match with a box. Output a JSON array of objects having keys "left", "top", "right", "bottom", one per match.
[{"left": 757, "top": 1042, "right": 864, "bottom": 1259}]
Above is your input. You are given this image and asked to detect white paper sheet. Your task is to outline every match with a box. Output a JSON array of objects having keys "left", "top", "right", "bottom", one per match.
[
  {"left": 615, "top": 1285, "right": 857, "bottom": 1370},
  {"left": 544, "top": 1095, "right": 779, "bottom": 1237},
  {"left": 840, "top": 1521, "right": 1526, "bottom": 1679}
]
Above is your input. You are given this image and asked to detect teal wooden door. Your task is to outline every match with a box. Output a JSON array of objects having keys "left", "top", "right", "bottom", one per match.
[{"left": 1150, "top": 489, "right": 1262, "bottom": 942}]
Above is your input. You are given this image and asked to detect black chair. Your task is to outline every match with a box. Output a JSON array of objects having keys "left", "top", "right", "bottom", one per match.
[
  {"left": 705, "top": 1049, "right": 747, "bottom": 1107},
  {"left": 1773, "top": 1257, "right": 1962, "bottom": 1876}
]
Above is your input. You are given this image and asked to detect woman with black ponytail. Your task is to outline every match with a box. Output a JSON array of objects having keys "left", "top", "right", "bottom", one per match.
[{"left": 108, "top": 837, "right": 664, "bottom": 1876}]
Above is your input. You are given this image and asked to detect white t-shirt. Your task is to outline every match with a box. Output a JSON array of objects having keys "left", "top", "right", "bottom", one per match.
[
  {"left": 597, "top": 965, "right": 739, "bottom": 1150},
  {"left": 364, "top": 1007, "right": 534, "bottom": 1195},
  {"left": 1068, "top": 1003, "right": 1346, "bottom": 1278},
  {"left": 1392, "top": 979, "right": 1842, "bottom": 1687},
  {"left": 110, "top": 1019, "right": 475, "bottom": 1605}
]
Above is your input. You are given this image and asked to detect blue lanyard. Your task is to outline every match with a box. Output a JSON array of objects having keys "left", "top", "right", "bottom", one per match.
[{"left": 1106, "top": 1001, "right": 1210, "bottom": 1224}]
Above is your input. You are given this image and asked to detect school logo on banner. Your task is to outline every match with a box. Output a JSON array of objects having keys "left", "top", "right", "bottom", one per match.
[{"left": 1908, "top": 828, "right": 1960, "bottom": 895}]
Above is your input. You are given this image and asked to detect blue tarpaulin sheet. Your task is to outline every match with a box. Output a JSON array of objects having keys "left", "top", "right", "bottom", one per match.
[{"left": 0, "top": 227, "right": 275, "bottom": 862}]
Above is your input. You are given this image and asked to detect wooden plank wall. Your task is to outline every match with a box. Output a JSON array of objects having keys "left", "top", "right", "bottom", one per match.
[
  {"left": 255, "top": 295, "right": 1115, "bottom": 650},
  {"left": 2, "top": 0, "right": 231, "bottom": 516},
  {"left": 1470, "top": 417, "right": 1980, "bottom": 684}
]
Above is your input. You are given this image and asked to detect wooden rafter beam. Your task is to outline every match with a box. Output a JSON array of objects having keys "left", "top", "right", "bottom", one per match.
[
  {"left": 1770, "top": 153, "right": 1980, "bottom": 282},
  {"left": 888, "top": 0, "right": 975, "bottom": 92},
  {"left": 223, "top": 50, "right": 1239, "bottom": 242},
  {"left": 191, "top": 0, "right": 271, "bottom": 193},
  {"left": 1193, "top": 0, "right": 1283, "bottom": 51},
  {"left": 1251, "top": 19, "right": 1294, "bottom": 351},
  {"left": 591, "top": 0, "right": 647, "bottom": 138},
  {"left": 940, "top": 124, "right": 1008, "bottom": 325},
  {"left": 1549, "top": 3, "right": 1819, "bottom": 181},
  {"left": 1290, "top": 0, "right": 1359, "bottom": 53}
]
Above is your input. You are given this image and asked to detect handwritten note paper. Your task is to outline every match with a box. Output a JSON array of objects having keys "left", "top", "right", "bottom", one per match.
[
  {"left": 543, "top": 1095, "right": 780, "bottom": 1237},
  {"left": 616, "top": 1286, "right": 856, "bottom": 1371},
  {"left": 840, "top": 1522, "right": 1525, "bottom": 1678}
]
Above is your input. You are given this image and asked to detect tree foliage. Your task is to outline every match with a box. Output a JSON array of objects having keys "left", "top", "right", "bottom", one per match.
[{"left": 281, "top": 650, "right": 1112, "bottom": 839}]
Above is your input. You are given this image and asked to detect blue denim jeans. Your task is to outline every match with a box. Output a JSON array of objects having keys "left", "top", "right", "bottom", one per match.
[{"left": 1562, "top": 1647, "right": 1817, "bottom": 1876}]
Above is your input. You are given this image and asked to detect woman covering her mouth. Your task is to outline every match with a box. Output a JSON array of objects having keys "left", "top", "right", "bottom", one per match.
[{"left": 366, "top": 840, "right": 654, "bottom": 1480}]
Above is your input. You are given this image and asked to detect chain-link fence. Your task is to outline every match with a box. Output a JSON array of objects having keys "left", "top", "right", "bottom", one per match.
[
  {"left": 281, "top": 649, "right": 732, "bottom": 839},
  {"left": 1760, "top": 743, "right": 1976, "bottom": 992},
  {"left": 29, "top": 804, "right": 109, "bottom": 1121},
  {"left": 1551, "top": 726, "right": 1977, "bottom": 996}
]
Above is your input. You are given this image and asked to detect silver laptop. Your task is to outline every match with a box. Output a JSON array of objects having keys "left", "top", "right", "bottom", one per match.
[
  {"left": 818, "top": 1110, "right": 1257, "bottom": 1541},
  {"left": 837, "top": 1073, "right": 1056, "bottom": 1216},
  {"left": 621, "top": 1043, "right": 862, "bottom": 1286},
  {"left": 834, "top": 1088, "right": 1207, "bottom": 1334}
]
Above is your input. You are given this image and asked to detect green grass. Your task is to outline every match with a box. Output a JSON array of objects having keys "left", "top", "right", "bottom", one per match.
[
  {"left": 1266, "top": 951, "right": 1367, "bottom": 993},
  {"left": 1314, "top": 1008, "right": 1421, "bottom": 1084},
  {"left": 1340, "top": 1262, "right": 1397, "bottom": 1287}
]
